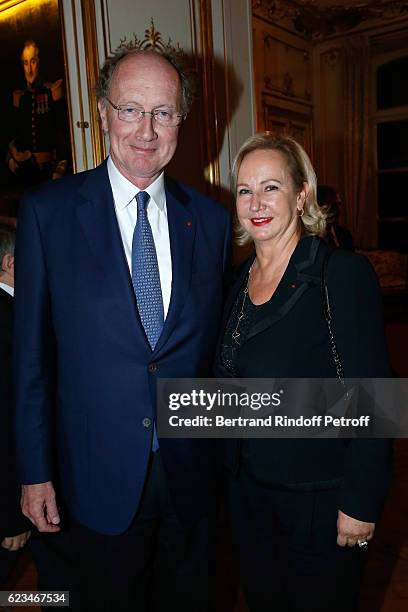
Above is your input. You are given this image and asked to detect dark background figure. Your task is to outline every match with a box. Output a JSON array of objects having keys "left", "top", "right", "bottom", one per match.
[
  {"left": 0, "top": 223, "right": 80, "bottom": 610},
  {"left": 5, "top": 40, "right": 70, "bottom": 191},
  {"left": 0, "top": 222, "right": 32, "bottom": 586},
  {"left": 317, "top": 184, "right": 355, "bottom": 251}
]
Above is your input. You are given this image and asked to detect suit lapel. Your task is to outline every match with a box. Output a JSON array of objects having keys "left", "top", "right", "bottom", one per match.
[
  {"left": 245, "top": 236, "right": 322, "bottom": 342},
  {"left": 76, "top": 161, "right": 150, "bottom": 349},
  {"left": 153, "top": 177, "right": 196, "bottom": 355}
]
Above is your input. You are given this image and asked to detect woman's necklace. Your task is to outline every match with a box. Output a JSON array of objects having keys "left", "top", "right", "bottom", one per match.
[{"left": 232, "top": 264, "right": 253, "bottom": 345}]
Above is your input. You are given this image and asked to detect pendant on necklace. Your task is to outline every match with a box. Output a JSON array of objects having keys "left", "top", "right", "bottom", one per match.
[
  {"left": 232, "top": 286, "right": 249, "bottom": 346},
  {"left": 232, "top": 330, "right": 241, "bottom": 343}
]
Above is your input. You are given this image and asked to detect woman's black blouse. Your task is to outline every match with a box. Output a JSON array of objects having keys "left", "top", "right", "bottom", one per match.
[{"left": 220, "top": 275, "right": 269, "bottom": 376}]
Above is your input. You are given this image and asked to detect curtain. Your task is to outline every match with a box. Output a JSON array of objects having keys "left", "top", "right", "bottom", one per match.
[{"left": 343, "top": 35, "right": 377, "bottom": 249}]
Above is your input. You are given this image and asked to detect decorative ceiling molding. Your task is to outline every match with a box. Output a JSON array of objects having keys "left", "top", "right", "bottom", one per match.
[{"left": 252, "top": 0, "right": 408, "bottom": 39}]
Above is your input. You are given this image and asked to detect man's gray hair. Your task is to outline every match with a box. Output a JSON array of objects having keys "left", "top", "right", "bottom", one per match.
[
  {"left": 0, "top": 224, "right": 16, "bottom": 263},
  {"left": 94, "top": 47, "right": 196, "bottom": 116}
]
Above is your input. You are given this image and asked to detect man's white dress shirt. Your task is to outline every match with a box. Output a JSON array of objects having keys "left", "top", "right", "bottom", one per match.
[
  {"left": 0, "top": 282, "right": 14, "bottom": 297},
  {"left": 107, "top": 157, "right": 172, "bottom": 318}
]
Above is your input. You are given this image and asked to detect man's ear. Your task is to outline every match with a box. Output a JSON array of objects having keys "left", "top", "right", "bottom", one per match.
[
  {"left": 1, "top": 254, "right": 14, "bottom": 273},
  {"left": 98, "top": 100, "right": 109, "bottom": 133},
  {"left": 8, "top": 255, "right": 14, "bottom": 273}
]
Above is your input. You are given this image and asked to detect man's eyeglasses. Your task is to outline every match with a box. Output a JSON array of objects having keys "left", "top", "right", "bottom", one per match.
[{"left": 106, "top": 99, "right": 184, "bottom": 127}]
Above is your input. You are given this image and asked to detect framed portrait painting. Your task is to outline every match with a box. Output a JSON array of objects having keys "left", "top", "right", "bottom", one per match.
[{"left": 0, "top": 0, "right": 72, "bottom": 217}]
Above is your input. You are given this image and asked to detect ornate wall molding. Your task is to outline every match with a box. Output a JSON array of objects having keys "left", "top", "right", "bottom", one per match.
[
  {"left": 283, "top": 71, "right": 294, "bottom": 96},
  {"left": 253, "top": 0, "right": 408, "bottom": 40},
  {"left": 322, "top": 46, "right": 342, "bottom": 68},
  {"left": 261, "top": 96, "right": 313, "bottom": 153},
  {"left": 98, "top": 4, "right": 185, "bottom": 58},
  {"left": 261, "top": 30, "right": 312, "bottom": 104},
  {"left": 116, "top": 18, "right": 185, "bottom": 56}
]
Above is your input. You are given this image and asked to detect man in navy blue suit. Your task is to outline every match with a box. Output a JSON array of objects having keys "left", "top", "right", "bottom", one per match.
[{"left": 14, "top": 47, "right": 231, "bottom": 611}]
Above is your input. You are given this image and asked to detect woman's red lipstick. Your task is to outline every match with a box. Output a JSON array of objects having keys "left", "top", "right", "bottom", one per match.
[{"left": 251, "top": 217, "right": 272, "bottom": 226}]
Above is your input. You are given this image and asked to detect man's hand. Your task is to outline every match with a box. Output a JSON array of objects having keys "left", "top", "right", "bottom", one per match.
[
  {"left": 21, "top": 482, "right": 61, "bottom": 532},
  {"left": 337, "top": 510, "right": 375, "bottom": 547},
  {"left": 1, "top": 531, "right": 31, "bottom": 552}
]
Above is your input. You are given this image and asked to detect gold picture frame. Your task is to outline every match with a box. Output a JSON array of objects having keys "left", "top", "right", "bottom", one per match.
[{"left": 0, "top": 0, "right": 74, "bottom": 215}]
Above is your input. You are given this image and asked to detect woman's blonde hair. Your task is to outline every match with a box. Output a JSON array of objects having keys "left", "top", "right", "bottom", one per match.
[{"left": 231, "top": 133, "right": 326, "bottom": 245}]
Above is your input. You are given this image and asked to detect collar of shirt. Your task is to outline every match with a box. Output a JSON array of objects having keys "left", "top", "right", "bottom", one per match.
[
  {"left": 0, "top": 282, "right": 14, "bottom": 297},
  {"left": 107, "top": 156, "right": 166, "bottom": 212}
]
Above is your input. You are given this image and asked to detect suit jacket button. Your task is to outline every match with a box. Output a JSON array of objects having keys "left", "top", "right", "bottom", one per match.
[
  {"left": 142, "top": 417, "right": 151, "bottom": 428},
  {"left": 148, "top": 363, "right": 157, "bottom": 373}
]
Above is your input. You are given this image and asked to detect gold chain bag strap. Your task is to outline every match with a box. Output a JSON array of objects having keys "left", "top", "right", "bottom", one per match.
[{"left": 321, "top": 249, "right": 346, "bottom": 382}]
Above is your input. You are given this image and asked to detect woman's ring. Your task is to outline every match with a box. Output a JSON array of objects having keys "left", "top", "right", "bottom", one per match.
[{"left": 358, "top": 540, "right": 368, "bottom": 549}]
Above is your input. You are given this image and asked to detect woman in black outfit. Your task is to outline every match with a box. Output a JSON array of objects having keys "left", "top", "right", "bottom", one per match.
[{"left": 215, "top": 134, "right": 392, "bottom": 612}]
